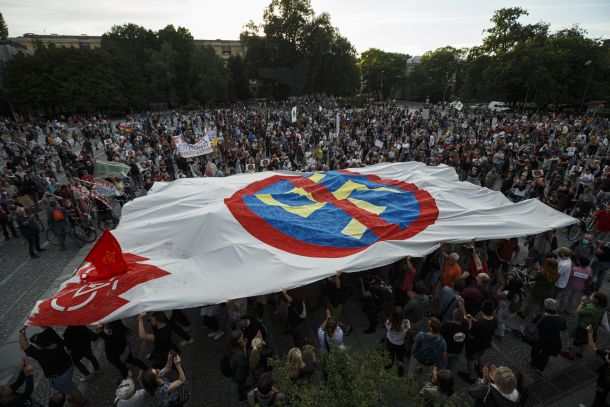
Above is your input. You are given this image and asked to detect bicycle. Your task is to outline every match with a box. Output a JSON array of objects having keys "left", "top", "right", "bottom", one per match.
[
  {"left": 508, "top": 264, "right": 536, "bottom": 293},
  {"left": 566, "top": 211, "right": 595, "bottom": 241},
  {"left": 96, "top": 207, "right": 120, "bottom": 231},
  {"left": 45, "top": 218, "right": 97, "bottom": 246}
]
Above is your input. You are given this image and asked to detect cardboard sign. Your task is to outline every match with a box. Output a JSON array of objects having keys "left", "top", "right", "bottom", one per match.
[
  {"left": 532, "top": 170, "right": 544, "bottom": 178},
  {"left": 261, "top": 159, "right": 270, "bottom": 167},
  {"left": 126, "top": 150, "right": 135, "bottom": 157},
  {"left": 246, "top": 163, "right": 256, "bottom": 173},
  {"left": 103, "top": 139, "right": 112, "bottom": 145}
]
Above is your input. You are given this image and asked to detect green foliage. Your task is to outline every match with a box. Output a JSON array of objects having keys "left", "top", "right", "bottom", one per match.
[
  {"left": 5, "top": 22, "right": 233, "bottom": 114},
  {"left": 406, "top": 7, "right": 610, "bottom": 108},
  {"left": 270, "top": 346, "right": 415, "bottom": 407},
  {"left": 359, "top": 48, "right": 409, "bottom": 99},
  {"left": 0, "top": 13, "right": 8, "bottom": 41},
  {"left": 406, "top": 47, "right": 465, "bottom": 103},
  {"left": 241, "top": 0, "right": 359, "bottom": 96}
]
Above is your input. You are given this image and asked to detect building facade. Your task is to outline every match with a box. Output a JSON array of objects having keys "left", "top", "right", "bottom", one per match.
[{"left": 9, "top": 34, "right": 246, "bottom": 59}]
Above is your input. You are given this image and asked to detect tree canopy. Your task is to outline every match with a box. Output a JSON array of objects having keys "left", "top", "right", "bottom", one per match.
[{"left": 2, "top": 5, "right": 609, "bottom": 114}]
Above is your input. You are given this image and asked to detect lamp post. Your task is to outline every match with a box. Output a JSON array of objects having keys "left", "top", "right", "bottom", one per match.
[
  {"left": 379, "top": 70, "right": 384, "bottom": 102},
  {"left": 581, "top": 60, "right": 593, "bottom": 111}
]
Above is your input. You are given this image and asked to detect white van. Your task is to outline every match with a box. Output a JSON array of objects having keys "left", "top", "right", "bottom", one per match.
[{"left": 488, "top": 101, "right": 511, "bottom": 112}]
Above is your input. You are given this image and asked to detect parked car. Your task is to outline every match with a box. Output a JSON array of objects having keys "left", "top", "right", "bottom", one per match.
[{"left": 488, "top": 101, "right": 511, "bottom": 112}]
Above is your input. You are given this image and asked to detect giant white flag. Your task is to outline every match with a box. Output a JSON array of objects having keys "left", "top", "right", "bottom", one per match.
[{"left": 28, "top": 162, "right": 575, "bottom": 325}]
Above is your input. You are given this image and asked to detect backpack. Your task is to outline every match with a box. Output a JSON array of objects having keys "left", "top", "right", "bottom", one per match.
[
  {"left": 220, "top": 355, "right": 232, "bottom": 378},
  {"left": 370, "top": 281, "right": 393, "bottom": 302},
  {"left": 52, "top": 208, "right": 65, "bottom": 222},
  {"left": 414, "top": 335, "right": 442, "bottom": 365}
]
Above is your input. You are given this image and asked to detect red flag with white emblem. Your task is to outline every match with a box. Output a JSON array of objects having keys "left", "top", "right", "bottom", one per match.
[{"left": 82, "top": 229, "right": 128, "bottom": 282}]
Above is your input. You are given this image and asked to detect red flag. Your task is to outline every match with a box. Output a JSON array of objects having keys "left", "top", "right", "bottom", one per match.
[{"left": 81, "top": 229, "right": 129, "bottom": 282}]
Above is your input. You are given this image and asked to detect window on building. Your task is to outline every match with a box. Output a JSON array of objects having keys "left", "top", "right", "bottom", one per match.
[
  {"left": 222, "top": 45, "right": 231, "bottom": 56},
  {"left": 79, "top": 43, "right": 90, "bottom": 49}
]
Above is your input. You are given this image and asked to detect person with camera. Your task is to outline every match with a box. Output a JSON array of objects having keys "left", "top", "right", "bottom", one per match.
[
  {"left": 141, "top": 352, "right": 187, "bottom": 407},
  {"left": 15, "top": 207, "right": 45, "bottom": 259},
  {"left": 468, "top": 365, "right": 522, "bottom": 407},
  {"left": 561, "top": 292, "right": 607, "bottom": 361},
  {"left": 0, "top": 360, "right": 39, "bottom": 407}
]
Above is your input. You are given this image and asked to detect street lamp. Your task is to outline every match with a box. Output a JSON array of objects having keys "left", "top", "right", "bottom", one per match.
[
  {"left": 581, "top": 60, "right": 593, "bottom": 110},
  {"left": 379, "top": 70, "right": 384, "bottom": 102}
]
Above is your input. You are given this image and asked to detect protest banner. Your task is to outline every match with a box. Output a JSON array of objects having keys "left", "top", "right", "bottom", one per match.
[
  {"left": 291, "top": 106, "right": 297, "bottom": 123},
  {"left": 173, "top": 134, "right": 213, "bottom": 158},
  {"left": 94, "top": 161, "right": 131, "bottom": 179}
]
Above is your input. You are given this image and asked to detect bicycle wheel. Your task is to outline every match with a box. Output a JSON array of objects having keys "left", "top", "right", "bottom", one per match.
[
  {"left": 45, "top": 228, "right": 60, "bottom": 246},
  {"left": 75, "top": 225, "right": 97, "bottom": 243},
  {"left": 567, "top": 223, "right": 581, "bottom": 241},
  {"left": 98, "top": 214, "right": 119, "bottom": 231}
]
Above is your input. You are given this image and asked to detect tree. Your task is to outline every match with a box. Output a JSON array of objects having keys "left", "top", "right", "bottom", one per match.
[
  {"left": 241, "top": 0, "right": 359, "bottom": 97},
  {"left": 406, "top": 46, "right": 465, "bottom": 102},
  {"left": 227, "top": 55, "right": 250, "bottom": 100},
  {"left": 0, "top": 13, "right": 8, "bottom": 41},
  {"left": 189, "top": 45, "right": 231, "bottom": 106},
  {"left": 359, "top": 48, "right": 409, "bottom": 99}
]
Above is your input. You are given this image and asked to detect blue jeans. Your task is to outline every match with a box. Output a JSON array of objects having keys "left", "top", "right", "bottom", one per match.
[
  {"left": 446, "top": 353, "right": 460, "bottom": 372},
  {"left": 48, "top": 365, "right": 76, "bottom": 395}
]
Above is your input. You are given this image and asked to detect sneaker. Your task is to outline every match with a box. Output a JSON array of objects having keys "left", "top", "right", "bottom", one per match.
[
  {"left": 363, "top": 328, "right": 376, "bottom": 334},
  {"left": 93, "top": 368, "right": 101, "bottom": 375},
  {"left": 182, "top": 325, "right": 192, "bottom": 332},
  {"left": 37, "top": 248, "right": 46, "bottom": 252},
  {"left": 345, "top": 326, "right": 353, "bottom": 336},
  {"left": 213, "top": 330, "right": 225, "bottom": 340},
  {"left": 559, "top": 351, "right": 575, "bottom": 360},
  {"left": 180, "top": 338, "right": 194, "bottom": 346},
  {"left": 207, "top": 331, "right": 217, "bottom": 338},
  {"left": 30, "top": 254, "right": 40, "bottom": 259}
]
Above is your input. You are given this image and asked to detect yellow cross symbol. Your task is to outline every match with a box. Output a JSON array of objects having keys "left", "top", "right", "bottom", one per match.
[{"left": 253, "top": 173, "right": 401, "bottom": 240}]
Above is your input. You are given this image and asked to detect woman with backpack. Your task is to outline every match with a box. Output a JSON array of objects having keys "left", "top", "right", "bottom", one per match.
[
  {"left": 561, "top": 292, "right": 607, "bottom": 361},
  {"left": 528, "top": 298, "right": 566, "bottom": 373},
  {"left": 384, "top": 306, "right": 411, "bottom": 377}
]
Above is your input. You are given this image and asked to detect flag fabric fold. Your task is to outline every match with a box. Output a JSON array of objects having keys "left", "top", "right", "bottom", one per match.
[
  {"left": 28, "top": 162, "right": 576, "bottom": 326},
  {"left": 82, "top": 229, "right": 129, "bottom": 282}
]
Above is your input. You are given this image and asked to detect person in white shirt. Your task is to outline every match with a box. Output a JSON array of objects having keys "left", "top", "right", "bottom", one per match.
[{"left": 555, "top": 247, "right": 573, "bottom": 299}]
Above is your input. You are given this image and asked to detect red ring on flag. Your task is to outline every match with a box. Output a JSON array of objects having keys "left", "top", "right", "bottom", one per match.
[{"left": 225, "top": 171, "right": 439, "bottom": 258}]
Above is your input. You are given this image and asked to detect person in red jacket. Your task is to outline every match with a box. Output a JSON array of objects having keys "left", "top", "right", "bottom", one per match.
[{"left": 594, "top": 204, "right": 610, "bottom": 242}]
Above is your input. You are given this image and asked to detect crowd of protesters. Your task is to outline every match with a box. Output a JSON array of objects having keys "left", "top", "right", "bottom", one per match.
[{"left": 1, "top": 99, "right": 610, "bottom": 406}]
